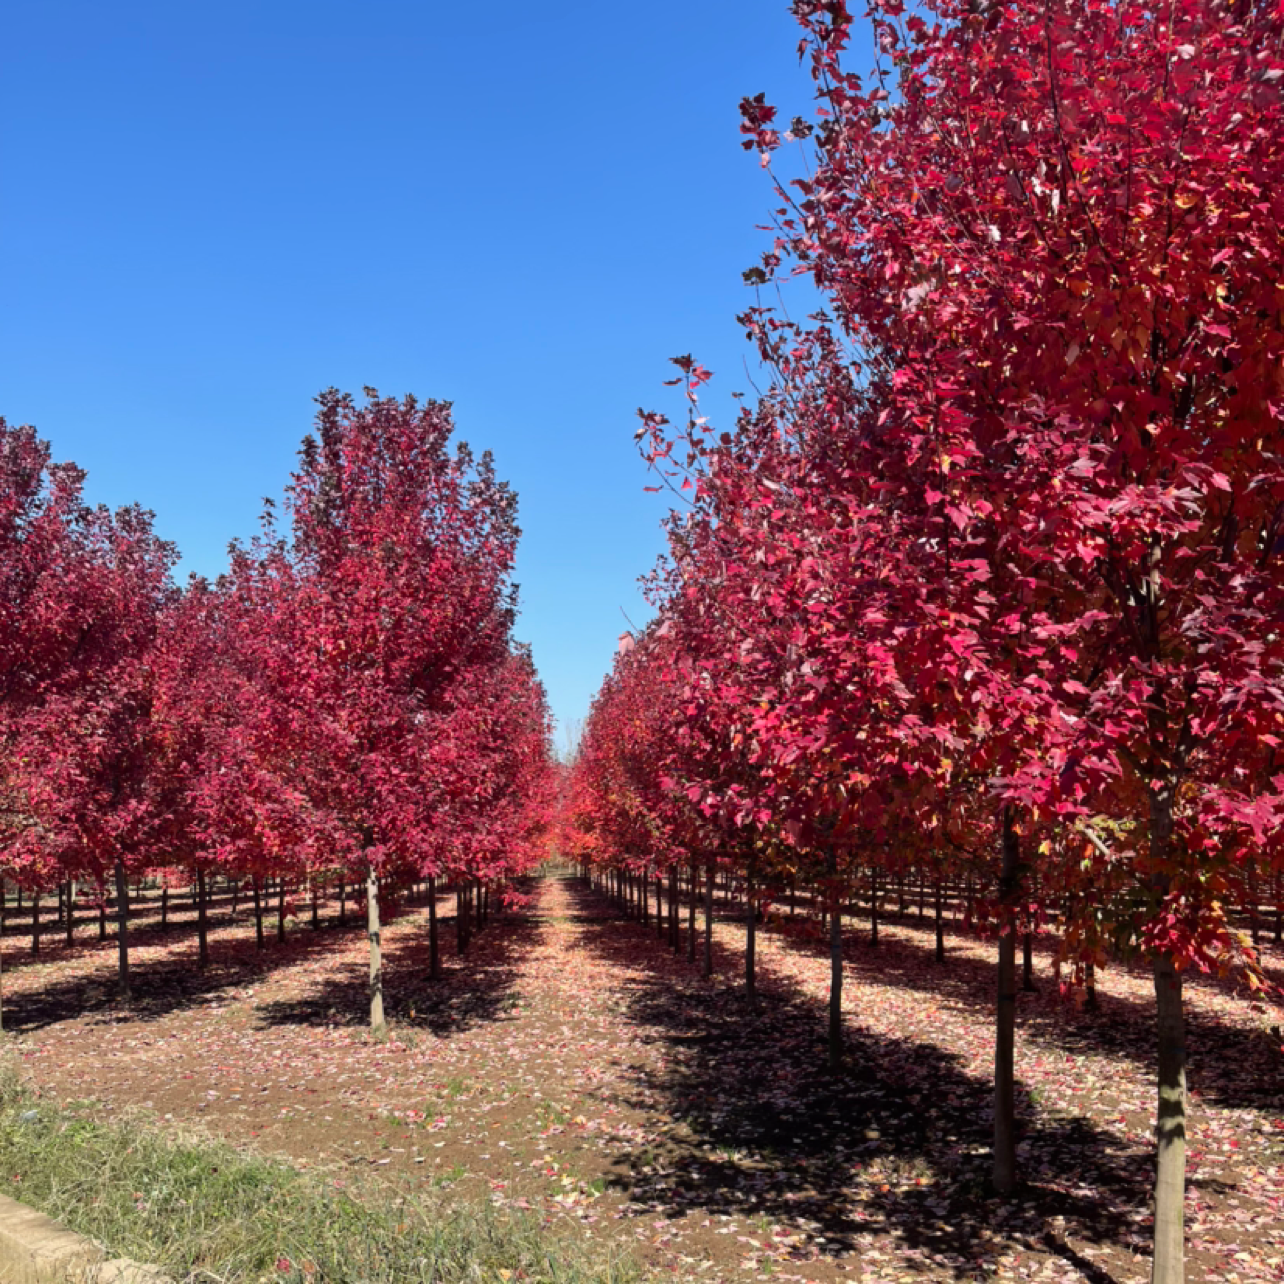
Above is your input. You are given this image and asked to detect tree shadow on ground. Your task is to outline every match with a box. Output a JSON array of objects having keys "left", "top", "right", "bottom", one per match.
[
  {"left": 565, "top": 878, "right": 1192, "bottom": 1283},
  {"left": 250, "top": 889, "right": 534, "bottom": 1041},
  {"left": 0, "top": 915, "right": 365, "bottom": 1034},
  {"left": 760, "top": 913, "right": 1284, "bottom": 1119}
]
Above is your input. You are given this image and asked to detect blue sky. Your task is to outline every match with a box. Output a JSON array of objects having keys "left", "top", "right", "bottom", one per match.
[{"left": 1, "top": 1, "right": 869, "bottom": 746}]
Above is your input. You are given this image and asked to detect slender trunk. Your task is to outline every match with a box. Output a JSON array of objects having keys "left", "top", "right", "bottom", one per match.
[
  {"left": 934, "top": 874, "right": 945, "bottom": 963},
  {"left": 311, "top": 879, "right": 320, "bottom": 930},
  {"left": 687, "top": 860, "right": 697, "bottom": 963},
  {"left": 993, "top": 806, "right": 1020, "bottom": 1195},
  {"left": 114, "top": 859, "right": 130, "bottom": 999},
  {"left": 745, "top": 857, "right": 757, "bottom": 1002},
  {"left": 197, "top": 868, "right": 209, "bottom": 967},
  {"left": 827, "top": 848, "right": 843, "bottom": 1071},
  {"left": 1085, "top": 960, "right": 1099, "bottom": 1011},
  {"left": 789, "top": 874, "right": 796, "bottom": 918},
  {"left": 339, "top": 880, "right": 347, "bottom": 928},
  {"left": 428, "top": 875, "right": 441, "bottom": 980},
  {"left": 655, "top": 873, "right": 664, "bottom": 939},
  {"left": 367, "top": 862, "right": 386, "bottom": 1035},
  {"left": 1022, "top": 931, "right": 1036, "bottom": 991},
  {"left": 457, "top": 882, "right": 470, "bottom": 955},
  {"left": 230, "top": 879, "right": 240, "bottom": 919},
  {"left": 1247, "top": 859, "right": 1260, "bottom": 949},
  {"left": 1275, "top": 871, "right": 1282, "bottom": 945},
  {"left": 703, "top": 856, "right": 715, "bottom": 979},
  {"left": 65, "top": 882, "right": 75, "bottom": 946},
  {"left": 869, "top": 868, "right": 879, "bottom": 948},
  {"left": 1150, "top": 779, "right": 1186, "bottom": 1284},
  {"left": 98, "top": 887, "right": 107, "bottom": 942},
  {"left": 160, "top": 884, "right": 168, "bottom": 932},
  {"left": 277, "top": 879, "right": 286, "bottom": 943},
  {"left": 1152, "top": 950, "right": 1187, "bottom": 1284},
  {"left": 30, "top": 893, "right": 39, "bottom": 956},
  {"left": 669, "top": 863, "right": 679, "bottom": 952},
  {"left": 897, "top": 871, "right": 907, "bottom": 915},
  {"left": 919, "top": 868, "right": 927, "bottom": 922},
  {"left": 253, "top": 876, "right": 265, "bottom": 949}
]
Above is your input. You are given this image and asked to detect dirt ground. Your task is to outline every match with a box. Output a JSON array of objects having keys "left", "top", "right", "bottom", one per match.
[{"left": 3, "top": 872, "right": 1282, "bottom": 1283}]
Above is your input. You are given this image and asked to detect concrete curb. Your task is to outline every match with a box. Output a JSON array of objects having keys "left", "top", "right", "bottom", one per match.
[{"left": 0, "top": 1193, "right": 167, "bottom": 1284}]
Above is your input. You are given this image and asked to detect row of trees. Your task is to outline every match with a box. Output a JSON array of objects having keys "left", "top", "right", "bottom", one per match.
[
  {"left": 0, "top": 389, "right": 555, "bottom": 1033},
  {"left": 564, "top": 2, "right": 1284, "bottom": 1281}
]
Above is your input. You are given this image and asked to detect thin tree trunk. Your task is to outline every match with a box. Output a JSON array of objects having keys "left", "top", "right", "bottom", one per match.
[
  {"left": 1150, "top": 779, "right": 1186, "bottom": 1284},
  {"left": 687, "top": 860, "right": 697, "bottom": 963},
  {"left": 669, "top": 864, "right": 679, "bottom": 952},
  {"left": 428, "top": 875, "right": 441, "bottom": 980},
  {"left": 703, "top": 856, "right": 715, "bottom": 979},
  {"left": 253, "top": 876, "right": 265, "bottom": 949},
  {"left": 65, "top": 882, "right": 75, "bottom": 946},
  {"left": 98, "top": 886, "right": 107, "bottom": 942},
  {"left": 655, "top": 873, "right": 664, "bottom": 939},
  {"left": 311, "top": 879, "right": 320, "bottom": 930},
  {"left": 993, "top": 806, "right": 1020, "bottom": 1195},
  {"left": 367, "top": 862, "right": 386, "bottom": 1035},
  {"left": 114, "top": 859, "right": 130, "bottom": 999},
  {"left": 197, "top": 868, "right": 209, "bottom": 967},
  {"left": 1247, "top": 859, "right": 1260, "bottom": 949},
  {"left": 1022, "top": 931, "right": 1036, "bottom": 991},
  {"left": 160, "top": 883, "right": 168, "bottom": 932},
  {"left": 30, "top": 893, "right": 39, "bottom": 956},
  {"left": 457, "top": 882, "right": 470, "bottom": 954},
  {"left": 827, "top": 848, "right": 843, "bottom": 1071},
  {"left": 276, "top": 879, "right": 286, "bottom": 943},
  {"left": 339, "top": 880, "right": 347, "bottom": 928},
  {"left": 934, "top": 874, "right": 945, "bottom": 963},
  {"left": 1085, "top": 960, "right": 1099, "bottom": 1011},
  {"left": 1275, "top": 871, "right": 1282, "bottom": 945},
  {"left": 869, "top": 868, "right": 879, "bottom": 948},
  {"left": 745, "top": 857, "right": 757, "bottom": 1002}
]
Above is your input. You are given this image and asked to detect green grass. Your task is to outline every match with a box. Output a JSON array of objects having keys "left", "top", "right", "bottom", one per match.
[{"left": 0, "top": 1063, "right": 641, "bottom": 1284}]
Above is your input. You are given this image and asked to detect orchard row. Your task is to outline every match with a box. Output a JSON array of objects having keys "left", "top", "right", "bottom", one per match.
[
  {"left": 563, "top": 4, "right": 1284, "bottom": 1284},
  {"left": 0, "top": 389, "right": 556, "bottom": 1032}
]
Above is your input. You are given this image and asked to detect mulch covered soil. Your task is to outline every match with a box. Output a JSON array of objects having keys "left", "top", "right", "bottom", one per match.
[{"left": 4, "top": 873, "right": 1282, "bottom": 1283}]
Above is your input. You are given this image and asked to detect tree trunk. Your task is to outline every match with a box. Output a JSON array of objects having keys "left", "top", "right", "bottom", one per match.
[
  {"left": 703, "top": 856, "right": 715, "bottom": 979},
  {"left": 934, "top": 874, "right": 945, "bottom": 963},
  {"left": 827, "top": 848, "right": 843, "bottom": 1071},
  {"left": 669, "top": 863, "right": 679, "bottom": 953},
  {"left": 869, "top": 868, "right": 879, "bottom": 948},
  {"left": 1152, "top": 950, "right": 1187, "bottom": 1284},
  {"left": 114, "top": 859, "right": 130, "bottom": 999},
  {"left": 65, "top": 882, "right": 75, "bottom": 946},
  {"left": 1022, "top": 931, "right": 1036, "bottom": 991},
  {"left": 197, "top": 868, "right": 209, "bottom": 967},
  {"left": 428, "top": 875, "right": 441, "bottom": 980},
  {"left": 30, "top": 893, "right": 39, "bottom": 956},
  {"left": 339, "top": 880, "right": 347, "bottom": 928},
  {"left": 98, "top": 886, "right": 107, "bottom": 942},
  {"left": 745, "top": 857, "right": 757, "bottom": 1002},
  {"left": 687, "top": 860, "right": 697, "bottom": 963},
  {"left": 277, "top": 879, "right": 286, "bottom": 943},
  {"left": 655, "top": 873, "right": 664, "bottom": 940},
  {"left": 993, "top": 806, "right": 1020, "bottom": 1195},
  {"left": 367, "top": 862, "right": 386, "bottom": 1035},
  {"left": 1150, "top": 778, "right": 1187, "bottom": 1284},
  {"left": 253, "top": 876, "right": 265, "bottom": 949},
  {"left": 1275, "top": 871, "right": 1282, "bottom": 945},
  {"left": 1085, "top": 960, "right": 1099, "bottom": 1011},
  {"left": 457, "top": 882, "right": 470, "bottom": 955},
  {"left": 311, "top": 879, "right": 320, "bottom": 930},
  {"left": 160, "top": 883, "right": 168, "bottom": 932}
]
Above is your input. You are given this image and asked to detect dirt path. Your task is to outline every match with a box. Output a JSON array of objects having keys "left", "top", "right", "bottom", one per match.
[{"left": 8, "top": 873, "right": 1284, "bottom": 1284}]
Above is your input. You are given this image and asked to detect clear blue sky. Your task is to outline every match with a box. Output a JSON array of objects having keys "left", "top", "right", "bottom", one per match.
[{"left": 0, "top": 1, "right": 869, "bottom": 746}]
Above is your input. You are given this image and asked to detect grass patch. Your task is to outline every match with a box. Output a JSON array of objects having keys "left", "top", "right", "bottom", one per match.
[{"left": 0, "top": 1062, "right": 640, "bottom": 1284}]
